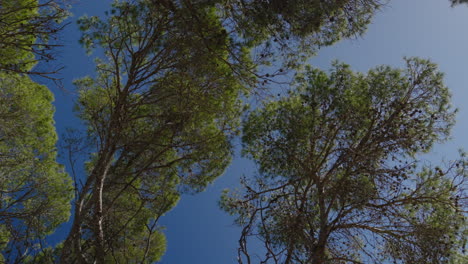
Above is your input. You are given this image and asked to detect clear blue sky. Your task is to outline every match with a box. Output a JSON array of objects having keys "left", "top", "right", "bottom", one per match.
[{"left": 49, "top": 0, "right": 468, "bottom": 263}]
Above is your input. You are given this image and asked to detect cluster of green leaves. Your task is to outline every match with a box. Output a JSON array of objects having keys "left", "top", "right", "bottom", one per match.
[
  {"left": 221, "top": 58, "right": 466, "bottom": 263},
  {"left": 0, "top": 72, "right": 73, "bottom": 262},
  {"left": 3, "top": 0, "right": 466, "bottom": 263},
  {"left": 62, "top": 1, "right": 467, "bottom": 263},
  {"left": 60, "top": 0, "right": 248, "bottom": 262},
  {"left": 0, "top": 0, "right": 36, "bottom": 72},
  {"left": 0, "top": 0, "right": 69, "bottom": 78},
  {"left": 222, "top": 0, "right": 383, "bottom": 69},
  {"left": 0, "top": 0, "right": 72, "bottom": 262},
  {"left": 58, "top": 0, "right": 388, "bottom": 261}
]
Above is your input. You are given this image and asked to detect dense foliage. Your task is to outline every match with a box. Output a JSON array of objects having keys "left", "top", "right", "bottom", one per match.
[
  {"left": 0, "top": 0, "right": 466, "bottom": 263},
  {"left": 0, "top": 0, "right": 69, "bottom": 79},
  {"left": 0, "top": 0, "right": 72, "bottom": 262},
  {"left": 221, "top": 58, "right": 467, "bottom": 264},
  {"left": 222, "top": 0, "right": 383, "bottom": 69},
  {"left": 0, "top": 73, "right": 73, "bottom": 263},
  {"left": 60, "top": 0, "right": 245, "bottom": 262},
  {"left": 57, "top": 0, "right": 386, "bottom": 262}
]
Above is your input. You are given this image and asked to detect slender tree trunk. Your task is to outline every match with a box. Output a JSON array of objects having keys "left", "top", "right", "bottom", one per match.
[
  {"left": 60, "top": 146, "right": 115, "bottom": 263},
  {"left": 92, "top": 147, "right": 115, "bottom": 263},
  {"left": 60, "top": 180, "right": 92, "bottom": 264},
  {"left": 94, "top": 173, "right": 106, "bottom": 263},
  {"left": 313, "top": 180, "right": 329, "bottom": 264}
]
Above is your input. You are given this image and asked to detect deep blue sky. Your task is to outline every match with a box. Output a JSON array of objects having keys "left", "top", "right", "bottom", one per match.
[{"left": 49, "top": 0, "right": 468, "bottom": 263}]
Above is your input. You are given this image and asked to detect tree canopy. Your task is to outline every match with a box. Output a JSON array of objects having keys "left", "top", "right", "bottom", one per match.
[
  {"left": 0, "top": 0, "right": 72, "bottom": 262},
  {"left": 0, "top": 0, "right": 69, "bottom": 79},
  {"left": 0, "top": 73, "right": 73, "bottom": 263},
  {"left": 60, "top": 0, "right": 245, "bottom": 262},
  {"left": 0, "top": 0, "right": 467, "bottom": 263},
  {"left": 57, "top": 0, "right": 388, "bottom": 262},
  {"left": 221, "top": 0, "right": 383, "bottom": 69},
  {"left": 221, "top": 58, "right": 467, "bottom": 264}
]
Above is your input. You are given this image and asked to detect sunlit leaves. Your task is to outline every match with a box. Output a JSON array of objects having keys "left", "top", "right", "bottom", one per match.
[
  {"left": 61, "top": 0, "right": 246, "bottom": 261},
  {"left": 0, "top": 0, "right": 69, "bottom": 78},
  {"left": 223, "top": 58, "right": 466, "bottom": 263},
  {"left": 0, "top": 73, "right": 73, "bottom": 262},
  {"left": 221, "top": 0, "right": 384, "bottom": 70}
]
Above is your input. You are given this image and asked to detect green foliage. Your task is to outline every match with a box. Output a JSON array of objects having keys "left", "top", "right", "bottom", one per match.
[
  {"left": 75, "top": 0, "right": 384, "bottom": 87},
  {"left": 61, "top": 0, "right": 247, "bottom": 261},
  {"left": 2, "top": 0, "right": 453, "bottom": 262},
  {"left": 0, "top": 0, "right": 69, "bottom": 77},
  {"left": 98, "top": 176, "right": 173, "bottom": 263},
  {"left": 0, "top": 0, "right": 37, "bottom": 71},
  {"left": 220, "top": 0, "right": 383, "bottom": 69},
  {"left": 222, "top": 58, "right": 466, "bottom": 263},
  {"left": 74, "top": 0, "right": 243, "bottom": 191},
  {"left": 0, "top": 2, "right": 72, "bottom": 261},
  {"left": 0, "top": 72, "right": 73, "bottom": 261}
]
